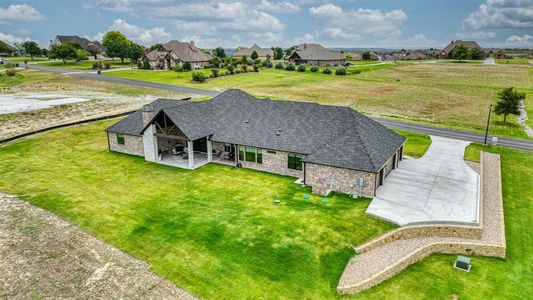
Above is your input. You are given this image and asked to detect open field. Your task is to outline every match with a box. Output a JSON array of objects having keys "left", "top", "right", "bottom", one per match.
[
  {"left": 106, "top": 63, "right": 533, "bottom": 139},
  {"left": 0, "top": 120, "right": 531, "bottom": 299},
  {"left": 496, "top": 58, "right": 530, "bottom": 65},
  {"left": 40, "top": 59, "right": 132, "bottom": 71},
  {"left": 4, "top": 56, "right": 49, "bottom": 62},
  {"left": 0, "top": 70, "right": 189, "bottom": 139}
]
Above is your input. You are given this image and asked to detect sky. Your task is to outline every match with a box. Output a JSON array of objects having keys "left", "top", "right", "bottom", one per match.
[{"left": 1, "top": 0, "right": 532, "bottom": 49}]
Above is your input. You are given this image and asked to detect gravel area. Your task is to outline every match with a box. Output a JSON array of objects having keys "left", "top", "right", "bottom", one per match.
[
  {"left": 0, "top": 193, "right": 199, "bottom": 299},
  {"left": 338, "top": 152, "right": 505, "bottom": 293}
]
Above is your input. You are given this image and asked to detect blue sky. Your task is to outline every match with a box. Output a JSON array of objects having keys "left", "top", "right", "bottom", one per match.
[{"left": 1, "top": 0, "right": 532, "bottom": 48}]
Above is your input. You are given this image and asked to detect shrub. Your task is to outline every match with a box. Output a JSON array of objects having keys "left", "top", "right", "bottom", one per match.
[
  {"left": 104, "top": 61, "right": 111, "bottom": 69},
  {"left": 263, "top": 59, "right": 272, "bottom": 68},
  {"left": 335, "top": 67, "right": 347, "bottom": 75},
  {"left": 142, "top": 59, "right": 151, "bottom": 70},
  {"left": 241, "top": 65, "right": 248, "bottom": 73},
  {"left": 5, "top": 69, "right": 16, "bottom": 76},
  {"left": 253, "top": 65, "right": 260, "bottom": 72},
  {"left": 137, "top": 61, "right": 143, "bottom": 69},
  {"left": 310, "top": 66, "right": 319, "bottom": 72},
  {"left": 4, "top": 63, "right": 16, "bottom": 69},
  {"left": 297, "top": 65, "right": 306, "bottom": 72},
  {"left": 182, "top": 62, "right": 192, "bottom": 71},
  {"left": 285, "top": 63, "right": 295, "bottom": 71},
  {"left": 173, "top": 65, "right": 184, "bottom": 72},
  {"left": 227, "top": 65, "right": 235, "bottom": 74},
  {"left": 211, "top": 68, "right": 219, "bottom": 77},
  {"left": 92, "top": 61, "right": 102, "bottom": 69},
  {"left": 322, "top": 68, "right": 332, "bottom": 74},
  {"left": 235, "top": 69, "right": 241, "bottom": 74},
  {"left": 191, "top": 71, "right": 207, "bottom": 82},
  {"left": 275, "top": 62, "right": 284, "bottom": 69},
  {"left": 353, "top": 69, "right": 362, "bottom": 75}
]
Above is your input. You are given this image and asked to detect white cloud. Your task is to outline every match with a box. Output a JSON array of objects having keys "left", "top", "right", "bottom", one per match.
[
  {"left": 0, "top": 4, "right": 46, "bottom": 24},
  {"left": 463, "top": 0, "right": 533, "bottom": 30},
  {"left": 0, "top": 32, "right": 32, "bottom": 45},
  {"left": 93, "top": 19, "right": 171, "bottom": 45},
  {"left": 506, "top": 34, "right": 533, "bottom": 43},
  {"left": 309, "top": 4, "right": 407, "bottom": 40},
  {"left": 258, "top": 0, "right": 300, "bottom": 13},
  {"left": 454, "top": 31, "right": 496, "bottom": 39}
]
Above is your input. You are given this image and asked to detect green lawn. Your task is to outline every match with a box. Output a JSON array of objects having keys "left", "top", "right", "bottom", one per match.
[
  {"left": 393, "top": 129, "right": 431, "bottom": 158},
  {"left": 105, "top": 64, "right": 532, "bottom": 139},
  {"left": 4, "top": 56, "right": 49, "bottom": 62},
  {"left": 0, "top": 120, "right": 531, "bottom": 299},
  {"left": 496, "top": 58, "right": 530, "bottom": 65},
  {"left": 40, "top": 59, "right": 132, "bottom": 71}
]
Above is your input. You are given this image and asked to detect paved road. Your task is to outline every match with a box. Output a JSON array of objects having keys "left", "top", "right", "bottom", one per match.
[
  {"left": 22, "top": 63, "right": 533, "bottom": 151},
  {"left": 25, "top": 63, "right": 219, "bottom": 97}
]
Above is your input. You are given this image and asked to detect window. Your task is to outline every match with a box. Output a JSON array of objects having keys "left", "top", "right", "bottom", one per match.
[
  {"left": 256, "top": 148, "right": 262, "bottom": 164},
  {"left": 239, "top": 146, "right": 245, "bottom": 161},
  {"left": 245, "top": 146, "right": 256, "bottom": 162},
  {"left": 267, "top": 150, "right": 277, "bottom": 154},
  {"left": 117, "top": 134, "right": 125, "bottom": 145},
  {"left": 224, "top": 143, "right": 232, "bottom": 153},
  {"left": 288, "top": 153, "right": 303, "bottom": 170}
]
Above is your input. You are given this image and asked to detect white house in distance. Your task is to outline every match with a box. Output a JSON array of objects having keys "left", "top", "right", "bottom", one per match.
[{"left": 143, "top": 40, "right": 212, "bottom": 70}]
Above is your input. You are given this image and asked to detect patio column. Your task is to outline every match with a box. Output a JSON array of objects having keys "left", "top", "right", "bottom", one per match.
[
  {"left": 187, "top": 140, "right": 194, "bottom": 169},
  {"left": 207, "top": 139, "right": 213, "bottom": 162}
]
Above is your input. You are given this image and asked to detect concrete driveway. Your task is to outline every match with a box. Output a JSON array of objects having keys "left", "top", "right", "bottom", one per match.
[{"left": 366, "top": 136, "right": 480, "bottom": 226}]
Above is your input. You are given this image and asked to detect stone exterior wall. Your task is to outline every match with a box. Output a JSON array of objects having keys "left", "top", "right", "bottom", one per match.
[
  {"left": 305, "top": 163, "right": 376, "bottom": 197},
  {"left": 238, "top": 148, "right": 304, "bottom": 178},
  {"left": 108, "top": 132, "right": 144, "bottom": 156}
]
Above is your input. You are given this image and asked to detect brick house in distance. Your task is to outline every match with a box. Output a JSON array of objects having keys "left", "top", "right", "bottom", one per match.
[
  {"left": 142, "top": 40, "right": 212, "bottom": 70},
  {"left": 105, "top": 89, "right": 405, "bottom": 197},
  {"left": 233, "top": 44, "right": 274, "bottom": 60},
  {"left": 285, "top": 43, "right": 345, "bottom": 66},
  {"left": 51, "top": 35, "right": 106, "bottom": 56},
  {"left": 439, "top": 40, "right": 484, "bottom": 59}
]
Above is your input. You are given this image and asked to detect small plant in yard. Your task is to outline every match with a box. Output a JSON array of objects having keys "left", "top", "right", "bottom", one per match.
[
  {"left": 241, "top": 65, "right": 248, "bottom": 73},
  {"left": 335, "top": 67, "right": 347, "bottom": 75},
  {"left": 275, "top": 62, "right": 284, "bottom": 69},
  {"left": 211, "top": 68, "right": 219, "bottom": 77},
  {"left": 142, "top": 59, "right": 151, "bottom": 70},
  {"left": 191, "top": 71, "right": 207, "bottom": 82},
  {"left": 5, "top": 69, "right": 16, "bottom": 76},
  {"left": 235, "top": 69, "right": 241, "bottom": 74},
  {"left": 173, "top": 65, "right": 184, "bottom": 72},
  {"left": 182, "top": 62, "right": 192, "bottom": 71},
  {"left": 297, "top": 65, "right": 306, "bottom": 72},
  {"left": 322, "top": 68, "right": 332, "bottom": 74},
  {"left": 104, "top": 62, "right": 111, "bottom": 69},
  {"left": 227, "top": 65, "right": 235, "bottom": 74},
  {"left": 285, "top": 63, "right": 295, "bottom": 71},
  {"left": 310, "top": 66, "right": 319, "bottom": 72},
  {"left": 92, "top": 61, "right": 102, "bottom": 69},
  {"left": 253, "top": 65, "right": 260, "bottom": 72}
]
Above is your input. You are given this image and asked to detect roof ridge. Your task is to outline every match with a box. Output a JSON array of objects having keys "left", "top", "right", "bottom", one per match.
[{"left": 346, "top": 110, "right": 379, "bottom": 171}]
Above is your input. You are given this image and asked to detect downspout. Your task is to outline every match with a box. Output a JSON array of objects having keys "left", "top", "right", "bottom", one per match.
[
  {"left": 303, "top": 162, "right": 306, "bottom": 185},
  {"left": 106, "top": 132, "right": 110, "bottom": 151}
]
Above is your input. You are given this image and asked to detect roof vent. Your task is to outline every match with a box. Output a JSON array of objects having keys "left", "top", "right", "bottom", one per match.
[
  {"left": 245, "top": 120, "right": 249, "bottom": 123},
  {"left": 278, "top": 128, "right": 282, "bottom": 132},
  {"left": 276, "top": 132, "right": 281, "bottom": 136}
]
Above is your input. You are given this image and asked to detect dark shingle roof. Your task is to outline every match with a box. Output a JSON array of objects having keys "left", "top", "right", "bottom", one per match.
[
  {"left": 442, "top": 40, "right": 481, "bottom": 54},
  {"left": 288, "top": 43, "right": 344, "bottom": 61},
  {"left": 107, "top": 90, "right": 405, "bottom": 173},
  {"left": 56, "top": 35, "right": 106, "bottom": 52},
  {"left": 160, "top": 40, "right": 212, "bottom": 62},
  {"left": 233, "top": 44, "right": 274, "bottom": 58}
]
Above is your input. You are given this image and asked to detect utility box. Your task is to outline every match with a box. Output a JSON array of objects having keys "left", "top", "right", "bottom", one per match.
[{"left": 454, "top": 256, "right": 471, "bottom": 272}]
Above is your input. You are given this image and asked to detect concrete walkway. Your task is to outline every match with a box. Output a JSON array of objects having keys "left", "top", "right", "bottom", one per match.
[
  {"left": 367, "top": 136, "right": 480, "bottom": 226},
  {"left": 483, "top": 57, "right": 495, "bottom": 65},
  {"left": 516, "top": 100, "right": 533, "bottom": 138}
]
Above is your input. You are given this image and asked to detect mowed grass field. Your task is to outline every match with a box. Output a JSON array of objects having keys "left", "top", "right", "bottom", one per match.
[
  {"left": 0, "top": 120, "right": 531, "bottom": 299},
  {"left": 106, "top": 63, "right": 533, "bottom": 139},
  {"left": 40, "top": 59, "right": 132, "bottom": 71}
]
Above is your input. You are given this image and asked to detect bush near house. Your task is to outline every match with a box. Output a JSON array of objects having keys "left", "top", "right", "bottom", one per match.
[
  {"left": 191, "top": 71, "right": 207, "bottom": 82},
  {"left": 92, "top": 61, "right": 102, "bottom": 69},
  {"left": 104, "top": 62, "right": 111, "bottom": 69},
  {"left": 285, "top": 64, "right": 295, "bottom": 71},
  {"left": 182, "top": 62, "right": 192, "bottom": 71},
  {"left": 253, "top": 65, "right": 260, "bottom": 72},
  {"left": 297, "top": 65, "right": 306, "bottom": 72},
  {"left": 322, "top": 68, "right": 332, "bottom": 74},
  {"left": 227, "top": 65, "right": 235, "bottom": 74},
  {"left": 241, "top": 65, "right": 248, "bottom": 73},
  {"left": 5, "top": 69, "right": 16, "bottom": 76},
  {"left": 335, "top": 67, "right": 347, "bottom": 75},
  {"left": 211, "top": 68, "right": 219, "bottom": 77},
  {"left": 310, "top": 66, "right": 319, "bottom": 72},
  {"left": 275, "top": 62, "right": 284, "bottom": 69}
]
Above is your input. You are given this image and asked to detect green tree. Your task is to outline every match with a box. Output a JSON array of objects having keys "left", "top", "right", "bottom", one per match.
[
  {"left": 272, "top": 47, "right": 283, "bottom": 60},
  {"left": 240, "top": 55, "right": 248, "bottom": 65},
  {"left": 251, "top": 50, "right": 258, "bottom": 60},
  {"left": 21, "top": 41, "right": 41, "bottom": 60},
  {"left": 86, "top": 44, "right": 101, "bottom": 59},
  {"left": 48, "top": 44, "right": 77, "bottom": 63},
  {"left": 471, "top": 47, "right": 484, "bottom": 60},
  {"left": 182, "top": 62, "right": 192, "bottom": 71},
  {"left": 102, "top": 31, "right": 131, "bottom": 63},
  {"left": 75, "top": 49, "right": 88, "bottom": 61},
  {"left": 149, "top": 43, "right": 162, "bottom": 51},
  {"left": 65, "top": 41, "right": 83, "bottom": 50},
  {"left": 213, "top": 47, "right": 226, "bottom": 58},
  {"left": 362, "top": 51, "right": 371, "bottom": 61},
  {"left": 451, "top": 44, "right": 471, "bottom": 61},
  {"left": 494, "top": 87, "right": 526, "bottom": 123},
  {"left": 128, "top": 43, "right": 144, "bottom": 63},
  {"left": 284, "top": 46, "right": 296, "bottom": 57},
  {"left": 143, "top": 59, "right": 151, "bottom": 70}
]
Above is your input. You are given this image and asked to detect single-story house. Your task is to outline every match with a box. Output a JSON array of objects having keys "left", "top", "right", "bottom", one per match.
[
  {"left": 0, "top": 40, "right": 16, "bottom": 56},
  {"left": 353, "top": 52, "right": 381, "bottom": 61},
  {"left": 439, "top": 40, "right": 484, "bottom": 59},
  {"left": 142, "top": 40, "right": 212, "bottom": 70},
  {"left": 233, "top": 44, "right": 274, "bottom": 60},
  {"left": 105, "top": 89, "right": 405, "bottom": 197},
  {"left": 51, "top": 35, "right": 106, "bottom": 55},
  {"left": 402, "top": 52, "right": 427, "bottom": 60},
  {"left": 285, "top": 43, "right": 345, "bottom": 66},
  {"left": 484, "top": 48, "right": 508, "bottom": 59}
]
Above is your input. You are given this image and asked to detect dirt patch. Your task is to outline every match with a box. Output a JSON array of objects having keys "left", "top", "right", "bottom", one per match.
[{"left": 0, "top": 193, "right": 198, "bottom": 299}]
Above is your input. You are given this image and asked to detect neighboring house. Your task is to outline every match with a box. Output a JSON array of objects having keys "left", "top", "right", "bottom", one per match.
[
  {"left": 105, "top": 89, "right": 405, "bottom": 197},
  {"left": 142, "top": 40, "right": 212, "bottom": 70},
  {"left": 352, "top": 52, "right": 381, "bottom": 61},
  {"left": 51, "top": 35, "right": 106, "bottom": 55},
  {"left": 484, "top": 48, "right": 508, "bottom": 59},
  {"left": 285, "top": 44, "right": 345, "bottom": 66},
  {"left": 402, "top": 52, "right": 427, "bottom": 60},
  {"left": 233, "top": 44, "right": 274, "bottom": 60},
  {"left": 380, "top": 54, "right": 402, "bottom": 61},
  {"left": 439, "top": 40, "right": 484, "bottom": 59},
  {"left": 0, "top": 40, "right": 16, "bottom": 56}
]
